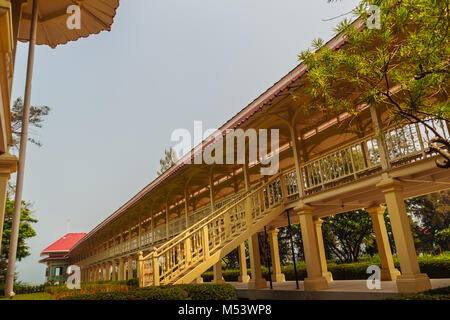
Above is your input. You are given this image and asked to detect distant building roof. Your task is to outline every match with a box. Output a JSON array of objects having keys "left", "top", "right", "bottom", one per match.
[{"left": 41, "top": 233, "right": 86, "bottom": 255}]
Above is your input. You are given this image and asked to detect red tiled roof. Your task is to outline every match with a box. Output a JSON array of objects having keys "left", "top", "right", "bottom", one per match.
[{"left": 41, "top": 233, "right": 86, "bottom": 255}]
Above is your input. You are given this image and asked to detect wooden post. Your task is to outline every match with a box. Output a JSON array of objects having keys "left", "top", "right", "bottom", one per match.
[
  {"left": 289, "top": 124, "right": 305, "bottom": 197},
  {"left": 209, "top": 168, "right": 215, "bottom": 211},
  {"left": 127, "top": 255, "right": 133, "bottom": 280},
  {"left": 294, "top": 203, "right": 329, "bottom": 291},
  {"left": 377, "top": 178, "right": 431, "bottom": 293},
  {"left": 184, "top": 185, "right": 189, "bottom": 228},
  {"left": 248, "top": 233, "right": 266, "bottom": 289},
  {"left": 238, "top": 243, "right": 250, "bottom": 282},
  {"left": 138, "top": 216, "right": 142, "bottom": 248},
  {"left": 166, "top": 200, "right": 169, "bottom": 239},
  {"left": 313, "top": 218, "right": 333, "bottom": 281},
  {"left": 151, "top": 210, "right": 155, "bottom": 245},
  {"left": 138, "top": 251, "right": 144, "bottom": 287},
  {"left": 152, "top": 249, "right": 160, "bottom": 286},
  {"left": 366, "top": 206, "right": 400, "bottom": 281},
  {"left": 202, "top": 225, "right": 210, "bottom": 260},
  {"left": 369, "top": 105, "right": 391, "bottom": 170},
  {"left": 185, "top": 236, "right": 192, "bottom": 265},
  {"left": 267, "top": 228, "right": 285, "bottom": 282}
]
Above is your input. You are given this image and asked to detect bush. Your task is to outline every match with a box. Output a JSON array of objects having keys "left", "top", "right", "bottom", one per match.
[
  {"left": 126, "top": 278, "right": 139, "bottom": 288},
  {"left": 61, "top": 286, "right": 188, "bottom": 300},
  {"left": 0, "top": 283, "right": 46, "bottom": 296},
  {"left": 45, "top": 281, "right": 130, "bottom": 299},
  {"left": 175, "top": 284, "right": 237, "bottom": 300},
  {"left": 60, "top": 283, "right": 237, "bottom": 300}
]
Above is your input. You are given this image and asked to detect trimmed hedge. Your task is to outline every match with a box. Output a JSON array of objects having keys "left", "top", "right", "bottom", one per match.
[
  {"left": 388, "top": 286, "right": 450, "bottom": 300},
  {"left": 126, "top": 278, "right": 140, "bottom": 288},
  {"left": 201, "top": 253, "right": 450, "bottom": 281},
  {"left": 60, "top": 283, "right": 237, "bottom": 300},
  {"left": 44, "top": 281, "right": 130, "bottom": 299},
  {"left": 172, "top": 284, "right": 237, "bottom": 300},
  {"left": 0, "top": 283, "right": 45, "bottom": 296}
]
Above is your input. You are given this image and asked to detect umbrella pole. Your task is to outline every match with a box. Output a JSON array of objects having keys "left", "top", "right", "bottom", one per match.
[{"left": 5, "top": 0, "right": 39, "bottom": 299}]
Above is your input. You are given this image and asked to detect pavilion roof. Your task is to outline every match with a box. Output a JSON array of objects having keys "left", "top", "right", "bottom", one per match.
[{"left": 41, "top": 233, "right": 86, "bottom": 255}]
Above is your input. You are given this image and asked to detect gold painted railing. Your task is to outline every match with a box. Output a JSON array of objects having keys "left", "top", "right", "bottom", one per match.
[
  {"left": 138, "top": 172, "right": 288, "bottom": 286},
  {"left": 300, "top": 120, "right": 449, "bottom": 195}
]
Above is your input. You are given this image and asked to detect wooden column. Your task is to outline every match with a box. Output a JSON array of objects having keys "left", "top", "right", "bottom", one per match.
[
  {"left": 209, "top": 169, "right": 215, "bottom": 211},
  {"left": 248, "top": 233, "right": 266, "bottom": 289},
  {"left": 213, "top": 261, "right": 225, "bottom": 283},
  {"left": 267, "top": 228, "right": 285, "bottom": 282},
  {"left": 151, "top": 210, "right": 155, "bottom": 245},
  {"left": 295, "top": 204, "right": 328, "bottom": 291},
  {"left": 118, "top": 259, "right": 125, "bottom": 281},
  {"left": 369, "top": 105, "right": 391, "bottom": 170},
  {"left": 106, "top": 261, "right": 112, "bottom": 280},
  {"left": 128, "top": 256, "right": 133, "bottom": 280},
  {"left": 288, "top": 124, "right": 305, "bottom": 197},
  {"left": 366, "top": 206, "right": 400, "bottom": 281},
  {"left": 111, "top": 261, "right": 116, "bottom": 280},
  {"left": 138, "top": 216, "right": 142, "bottom": 248},
  {"left": 237, "top": 243, "right": 250, "bottom": 282},
  {"left": 313, "top": 218, "right": 333, "bottom": 281},
  {"left": 377, "top": 178, "right": 431, "bottom": 293},
  {"left": 165, "top": 200, "right": 170, "bottom": 239},
  {"left": 184, "top": 186, "right": 189, "bottom": 228}
]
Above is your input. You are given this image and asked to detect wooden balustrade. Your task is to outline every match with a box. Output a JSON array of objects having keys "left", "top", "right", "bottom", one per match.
[{"left": 141, "top": 173, "right": 284, "bottom": 285}]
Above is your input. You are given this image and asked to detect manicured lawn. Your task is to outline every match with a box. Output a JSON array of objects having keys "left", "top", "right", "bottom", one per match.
[
  {"left": 0, "top": 292, "right": 55, "bottom": 300},
  {"left": 388, "top": 286, "right": 450, "bottom": 300}
]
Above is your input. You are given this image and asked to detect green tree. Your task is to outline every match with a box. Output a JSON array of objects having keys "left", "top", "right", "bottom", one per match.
[
  {"left": 11, "top": 97, "right": 50, "bottom": 149},
  {"left": 299, "top": 0, "right": 450, "bottom": 167},
  {"left": 322, "top": 210, "right": 375, "bottom": 263},
  {"left": 157, "top": 147, "right": 178, "bottom": 176},
  {"left": 277, "top": 224, "right": 304, "bottom": 265},
  {"left": 406, "top": 190, "right": 450, "bottom": 252},
  {"left": 0, "top": 199, "right": 38, "bottom": 283}
]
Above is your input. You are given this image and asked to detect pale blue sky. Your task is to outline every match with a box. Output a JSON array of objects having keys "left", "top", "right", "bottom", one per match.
[{"left": 11, "top": 0, "right": 360, "bottom": 284}]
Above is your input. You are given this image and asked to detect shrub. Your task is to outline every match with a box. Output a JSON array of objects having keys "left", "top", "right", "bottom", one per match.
[
  {"left": 45, "top": 281, "right": 130, "bottom": 299},
  {"left": 126, "top": 278, "right": 139, "bottom": 288},
  {"left": 0, "top": 283, "right": 46, "bottom": 296},
  {"left": 175, "top": 284, "right": 237, "bottom": 300},
  {"left": 61, "top": 286, "right": 188, "bottom": 300},
  {"left": 60, "top": 283, "right": 237, "bottom": 300}
]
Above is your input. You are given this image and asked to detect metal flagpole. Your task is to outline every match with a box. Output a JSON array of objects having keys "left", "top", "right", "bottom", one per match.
[
  {"left": 286, "top": 209, "right": 299, "bottom": 289},
  {"left": 5, "top": 0, "right": 39, "bottom": 298}
]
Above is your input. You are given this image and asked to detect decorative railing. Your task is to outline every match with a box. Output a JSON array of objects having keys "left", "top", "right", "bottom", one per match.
[
  {"left": 187, "top": 191, "right": 245, "bottom": 226},
  {"left": 138, "top": 173, "right": 286, "bottom": 286},
  {"left": 300, "top": 120, "right": 448, "bottom": 195}
]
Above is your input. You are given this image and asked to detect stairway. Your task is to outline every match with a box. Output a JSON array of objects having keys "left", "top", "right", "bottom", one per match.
[{"left": 138, "top": 173, "right": 287, "bottom": 286}]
